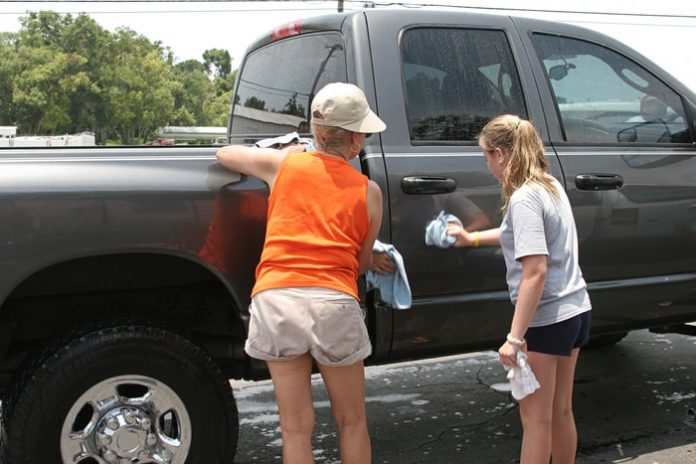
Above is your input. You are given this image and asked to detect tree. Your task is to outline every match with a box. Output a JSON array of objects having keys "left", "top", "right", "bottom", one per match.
[
  {"left": 97, "top": 27, "right": 177, "bottom": 143},
  {"left": 3, "top": 10, "right": 241, "bottom": 144},
  {"left": 0, "top": 33, "right": 19, "bottom": 125},
  {"left": 12, "top": 43, "right": 92, "bottom": 134},
  {"left": 11, "top": 12, "right": 105, "bottom": 136},
  {"left": 18, "top": 11, "right": 68, "bottom": 48},
  {"left": 173, "top": 59, "right": 213, "bottom": 125},
  {"left": 244, "top": 96, "right": 266, "bottom": 111},
  {"left": 281, "top": 93, "right": 306, "bottom": 118},
  {"left": 204, "top": 67, "right": 237, "bottom": 126},
  {"left": 60, "top": 14, "right": 112, "bottom": 138},
  {"left": 10, "top": 13, "right": 86, "bottom": 133},
  {"left": 203, "top": 48, "right": 231, "bottom": 80}
]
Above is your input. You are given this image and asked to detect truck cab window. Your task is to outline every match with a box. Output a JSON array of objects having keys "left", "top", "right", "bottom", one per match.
[
  {"left": 401, "top": 27, "right": 527, "bottom": 143},
  {"left": 532, "top": 34, "right": 692, "bottom": 145},
  {"left": 230, "top": 32, "right": 347, "bottom": 141}
]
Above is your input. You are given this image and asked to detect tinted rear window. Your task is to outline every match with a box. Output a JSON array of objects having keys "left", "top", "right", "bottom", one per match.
[{"left": 230, "top": 32, "right": 347, "bottom": 141}]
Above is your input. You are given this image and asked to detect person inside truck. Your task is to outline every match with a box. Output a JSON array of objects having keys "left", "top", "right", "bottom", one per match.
[
  {"left": 627, "top": 94, "right": 668, "bottom": 124},
  {"left": 216, "top": 82, "right": 386, "bottom": 464},
  {"left": 445, "top": 114, "right": 592, "bottom": 464},
  {"left": 297, "top": 120, "right": 309, "bottom": 134}
]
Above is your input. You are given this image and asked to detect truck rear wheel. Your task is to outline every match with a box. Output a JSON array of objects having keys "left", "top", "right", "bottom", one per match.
[{"left": 0, "top": 324, "right": 238, "bottom": 463}]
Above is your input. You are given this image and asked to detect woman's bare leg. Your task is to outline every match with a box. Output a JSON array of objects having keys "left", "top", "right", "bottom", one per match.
[
  {"left": 267, "top": 353, "right": 315, "bottom": 464},
  {"left": 317, "top": 360, "right": 371, "bottom": 464},
  {"left": 551, "top": 348, "right": 581, "bottom": 464},
  {"left": 519, "top": 351, "right": 558, "bottom": 464}
]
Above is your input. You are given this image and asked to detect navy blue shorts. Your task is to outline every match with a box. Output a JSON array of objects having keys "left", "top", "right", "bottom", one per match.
[{"left": 525, "top": 311, "right": 592, "bottom": 356}]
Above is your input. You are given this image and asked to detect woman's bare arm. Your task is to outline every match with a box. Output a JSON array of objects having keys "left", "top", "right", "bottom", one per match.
[
  {"left": 498, "top": 254, "right": 547, "bottom": 367},
  {"left": 357, "top": 180, "right": 383, "bottom": 275},
  {"left": 446, "top": 224, "right": 501, "bottom": 247},
  {"left": 216, "top": 144, "right": 303, "bottom": 186}
]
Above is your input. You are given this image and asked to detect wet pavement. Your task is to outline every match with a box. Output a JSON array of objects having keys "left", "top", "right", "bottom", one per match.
[{"left": 232, "top": 328, "right": 696, "bottom": 463}]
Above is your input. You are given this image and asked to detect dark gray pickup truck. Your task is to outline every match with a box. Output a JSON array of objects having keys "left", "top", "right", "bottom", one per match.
[{"left": 1, "top": 9, "right": 695, "bottom": 463}]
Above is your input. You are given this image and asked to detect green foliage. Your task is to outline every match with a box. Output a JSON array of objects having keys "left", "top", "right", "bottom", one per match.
[
  {"left": 2, "top": 11, "right": 237, "bottom": 144},
  {"left": 281, "top": 93, "right": 306, "bottom": 118},
  {"left": 244, "top": 96, "right": 266, "bottom": 111},
  {"left": 173, "top": 59, "right": 213, "bottom": 125},
  {"left": 0, "top": 33, "right": 19, "bottom": 124},
  {"left": 203, "top": 48, "right": 231, "bottom": 80}
]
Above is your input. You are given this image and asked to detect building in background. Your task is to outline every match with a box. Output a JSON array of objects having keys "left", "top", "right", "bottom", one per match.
[
  {"left": 156, "top": 125, "right": 227, "bottom": 144},
  {"left": 0, "top": 127, "right": 95, "bottom": 147}
]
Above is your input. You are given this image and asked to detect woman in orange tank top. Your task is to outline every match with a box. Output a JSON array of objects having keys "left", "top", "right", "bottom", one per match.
[{"left": 217, "top": 82, "right": 386, "bottom": 464}]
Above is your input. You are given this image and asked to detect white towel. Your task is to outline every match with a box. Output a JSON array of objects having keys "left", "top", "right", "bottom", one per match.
[
  {"left": 255, "top": 132, "right": 314, "bottom": 150},
  {"left": 505, "top": 351, "right": 541, "bottom": 400}
]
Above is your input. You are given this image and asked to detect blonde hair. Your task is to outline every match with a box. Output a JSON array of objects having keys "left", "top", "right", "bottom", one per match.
[
  {"left": 312, "top": 123, "right": 353, "bottom": 153},
  {"left": 478, "top": 114, "right": 558, "bottom": 212}
]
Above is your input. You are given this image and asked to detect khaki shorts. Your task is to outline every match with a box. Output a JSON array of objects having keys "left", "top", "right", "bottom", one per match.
[{"left": 245, "top": 287, "right": 372, "bottom": 366}]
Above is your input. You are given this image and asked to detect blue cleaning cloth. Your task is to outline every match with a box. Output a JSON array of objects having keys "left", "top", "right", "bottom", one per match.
[
  {"left": 366, "top": 240, "right": 412, "bottom": 310},
  {"left": 425, "top": 211, "right": 463, "bottom": 248},
  {"left": 255, "top": 132, "right": 315, "bottom": 151}
]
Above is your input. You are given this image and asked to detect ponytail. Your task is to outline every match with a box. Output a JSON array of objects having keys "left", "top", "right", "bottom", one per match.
[{"left": 478, "top": 114, "right": 558, "bottom": 212}]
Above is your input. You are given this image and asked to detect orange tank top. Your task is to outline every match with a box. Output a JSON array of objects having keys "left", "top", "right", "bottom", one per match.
[{"left": 252, "top": 151, "right": 370, "bottom": 299}]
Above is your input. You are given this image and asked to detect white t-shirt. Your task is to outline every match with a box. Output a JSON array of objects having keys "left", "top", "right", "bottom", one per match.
[{"left": 499, "top": 177, "right": 591, "bottom": 327}]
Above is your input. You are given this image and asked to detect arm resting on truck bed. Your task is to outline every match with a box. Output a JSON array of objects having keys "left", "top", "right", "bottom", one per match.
[{"left": 216, "top": 144, "right": 305, "bottom": 188}]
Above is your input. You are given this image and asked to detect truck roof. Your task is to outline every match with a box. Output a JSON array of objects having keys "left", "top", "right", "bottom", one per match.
[
  {"left": 244, "top": 9, "right": 583, "bottom": 56},
  {"left": 242, "top": 8, "right": 695, "bottom": 103}
]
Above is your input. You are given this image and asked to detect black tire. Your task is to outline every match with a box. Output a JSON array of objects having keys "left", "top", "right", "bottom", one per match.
[{"left": 0, "top": 324, "right": 238, "bottom": 463}]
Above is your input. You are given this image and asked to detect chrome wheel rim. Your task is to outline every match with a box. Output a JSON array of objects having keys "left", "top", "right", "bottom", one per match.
[{"left": 60, "top": 375, "right": 192, "bottom": 463}]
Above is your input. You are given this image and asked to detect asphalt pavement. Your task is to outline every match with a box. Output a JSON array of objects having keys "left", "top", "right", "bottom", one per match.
[{"left": 232, "top": 328, "right": 696, "bottom": 463}]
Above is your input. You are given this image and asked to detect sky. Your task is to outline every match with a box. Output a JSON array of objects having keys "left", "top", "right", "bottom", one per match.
[{"left": 1, "top": 1, "right": 695, "bottom": 91}]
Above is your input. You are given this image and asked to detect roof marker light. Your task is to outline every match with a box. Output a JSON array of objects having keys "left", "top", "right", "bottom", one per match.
[{"left": 271, "top": 20, "right": 303, "bottom": 41}]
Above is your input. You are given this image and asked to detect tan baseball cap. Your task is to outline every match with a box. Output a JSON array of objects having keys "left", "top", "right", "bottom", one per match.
[{"left": 311, "top": 82, "right": 386, "bottom": 133}]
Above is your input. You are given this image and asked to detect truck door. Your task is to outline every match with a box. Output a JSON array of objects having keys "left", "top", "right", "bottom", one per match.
[
  {"left": 366, "top": 12, "right": 559, "bottom": 358},
  {"left": 519, "top": 21, "right": 696, "bottom": 333}
]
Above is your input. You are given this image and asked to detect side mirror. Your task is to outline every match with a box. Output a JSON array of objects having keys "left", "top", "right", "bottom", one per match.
[
  {"left": 618, "top": 120, "right": 672, "bottom": 143},
  {"left": 548, "top": 62, "right": 576, "bottom": 81},
  {"left": 617, "top": 127, "right": 637, "bottom": 143}
]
